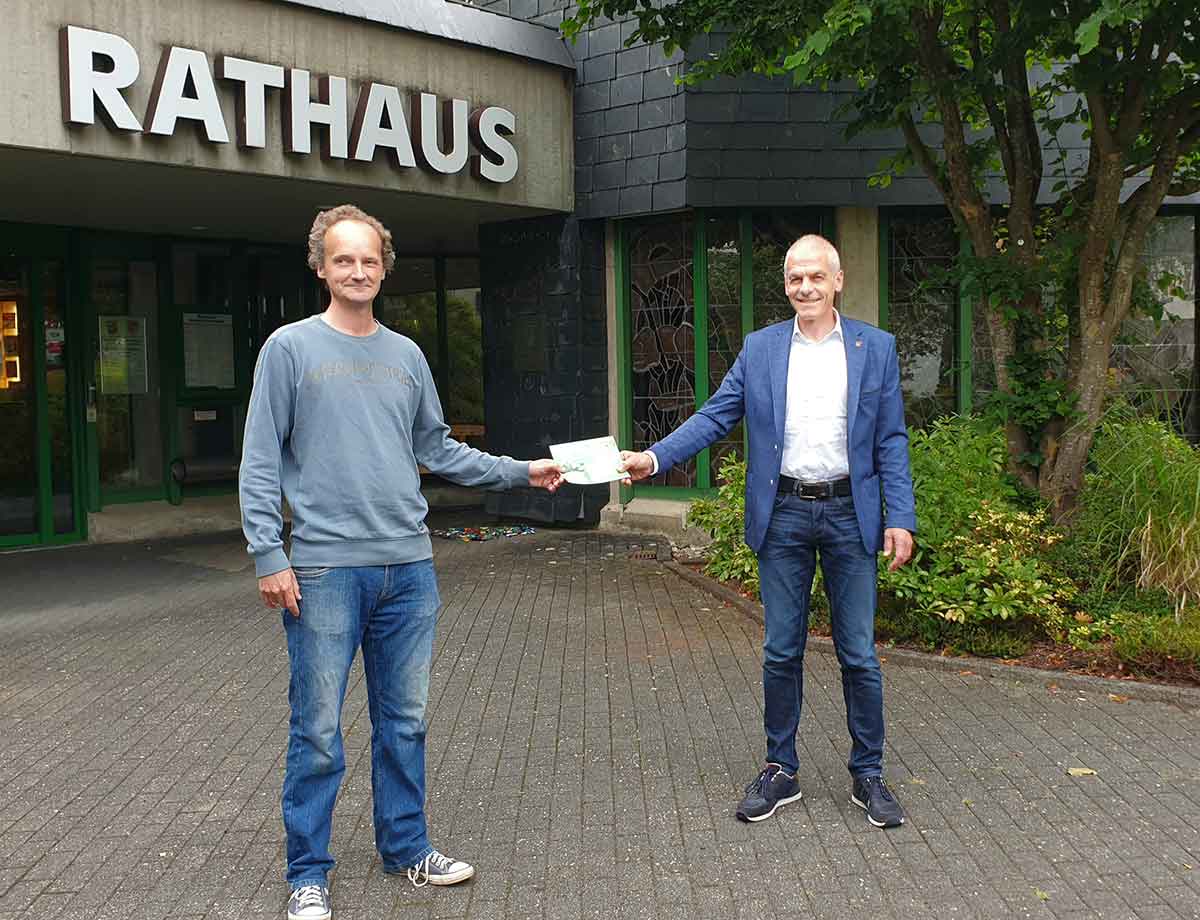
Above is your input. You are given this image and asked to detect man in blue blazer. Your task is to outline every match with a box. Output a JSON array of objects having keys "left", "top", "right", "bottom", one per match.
[{"left": 620, "top": 234, "right": 916, "bottom": 828}]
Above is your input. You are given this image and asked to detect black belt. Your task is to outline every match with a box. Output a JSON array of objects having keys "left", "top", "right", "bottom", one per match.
[{"left": 778, "top": 476, "right": 852, "bottom": 500}]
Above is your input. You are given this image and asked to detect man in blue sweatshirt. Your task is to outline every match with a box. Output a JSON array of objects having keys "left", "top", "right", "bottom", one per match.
[{"left": 239, "top": 204, "right": 564, "bottom": 920}]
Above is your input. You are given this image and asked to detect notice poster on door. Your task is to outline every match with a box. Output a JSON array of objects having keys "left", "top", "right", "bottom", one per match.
[
  {"left": 98, "top": 315, "right": 148, "bottom": 395},
  {"left": 183, "top": 313, "right": 236, "bottom": 390}
]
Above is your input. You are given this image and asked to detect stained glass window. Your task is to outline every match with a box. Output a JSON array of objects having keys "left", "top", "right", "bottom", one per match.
[
  {"left": 706, "top": 216, "right": 744, "bottom": 481},
  {"left": 629, "top": 217, "right": 697, "bottom": 486}
]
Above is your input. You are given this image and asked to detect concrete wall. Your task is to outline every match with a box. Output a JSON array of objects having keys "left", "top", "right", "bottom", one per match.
[{"left": 2, "top": 0, "right": 574, "bottom": 212}]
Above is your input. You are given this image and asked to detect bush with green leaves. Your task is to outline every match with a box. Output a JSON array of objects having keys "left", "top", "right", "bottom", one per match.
[
  {"left": 878, "top": 416, "right": 1073, "bottom": 635},
  {"left": 686, "top": 454, "right": 761, "bottom": 597},
  {"left": 685, "top": 413, "right": 1198, "bottom": 675}
]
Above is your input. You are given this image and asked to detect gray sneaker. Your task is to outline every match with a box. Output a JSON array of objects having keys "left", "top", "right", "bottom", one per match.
[
  {"left": 407, "top": 850, "right": 475, "bottom": 887},
  {"left": 287, "top": 884, "right": 330, "bottom": 920}
]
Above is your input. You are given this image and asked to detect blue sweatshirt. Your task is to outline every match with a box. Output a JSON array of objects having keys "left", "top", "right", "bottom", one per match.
[{"left": 239, "top": 315, "right": 530, "bottom": 577}]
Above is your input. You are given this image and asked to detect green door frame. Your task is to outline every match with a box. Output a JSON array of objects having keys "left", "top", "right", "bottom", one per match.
[
  {"left": 617, "top": 207, "right": 836, "bottom": 501},
  {"left": 0, "top": 223, "right": 87, "bottom": 547}
]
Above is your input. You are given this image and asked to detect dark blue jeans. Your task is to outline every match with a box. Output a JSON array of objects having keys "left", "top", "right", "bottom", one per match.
[
  {"left": 281, "top": 560, "right": 440, "bottom": 889},
  {"left": 756, "top": 491, "right": 884, "bottom": 778}
]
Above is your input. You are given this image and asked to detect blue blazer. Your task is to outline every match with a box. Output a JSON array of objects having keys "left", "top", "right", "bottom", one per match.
[{"left": 649, "top": 316, "right": 917, "bottom": 555}]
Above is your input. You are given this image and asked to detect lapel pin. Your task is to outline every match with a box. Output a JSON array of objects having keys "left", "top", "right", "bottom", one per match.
[{"left": 855, "top": 339, "right": 862, "bottom": 347}]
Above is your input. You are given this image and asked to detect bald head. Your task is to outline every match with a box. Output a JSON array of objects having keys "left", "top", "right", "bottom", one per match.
[{"left": 782, "top": 234, "right": 841, "bottom": 276}]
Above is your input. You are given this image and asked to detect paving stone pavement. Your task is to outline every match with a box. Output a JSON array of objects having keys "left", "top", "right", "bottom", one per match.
[{"left": 1, "top": 524, "right": 1199, "bottom": 920}]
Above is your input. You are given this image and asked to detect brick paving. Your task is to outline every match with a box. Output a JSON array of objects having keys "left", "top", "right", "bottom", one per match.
[{"left": 1, "top": 523, "right": 1198, "bottom": 920}]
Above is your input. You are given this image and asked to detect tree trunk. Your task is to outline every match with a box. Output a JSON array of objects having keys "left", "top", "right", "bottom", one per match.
[{"left": 1039, "top": 336, "right": 1110, "bottom": 519}]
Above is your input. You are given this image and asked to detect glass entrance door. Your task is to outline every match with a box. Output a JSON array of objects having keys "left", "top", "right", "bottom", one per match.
[
  {"left": 0, "top": 240, "right": 82, "bottom": 546},
  {"left": 0, "top": 255, "right": 37, "bottom": 537}
]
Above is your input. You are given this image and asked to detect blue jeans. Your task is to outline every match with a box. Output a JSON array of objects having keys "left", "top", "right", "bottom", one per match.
[
  {"left": 756, "top": 492, "right": 884, "bottom": 778},
  {"left": 282, "top": 560, "right": 440, "bottom": 889}
]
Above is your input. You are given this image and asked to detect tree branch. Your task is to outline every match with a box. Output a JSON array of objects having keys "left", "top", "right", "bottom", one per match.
[
  {"left": 989, "top": 0, "right": 1041, "bottom": 222},
  {"left": 969, "top": 17, "right": 1017, "bottom": 187},
  {"left": 908, "top": 7, "right": 993, "bottom": 250},
  {"left": 897, "top": 111, "right": 953, "bottom": 202}
]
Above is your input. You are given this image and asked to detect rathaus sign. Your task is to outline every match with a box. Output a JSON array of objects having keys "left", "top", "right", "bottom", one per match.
[{"left": 58, "top": 25, "right": 520, "bottom": 184}]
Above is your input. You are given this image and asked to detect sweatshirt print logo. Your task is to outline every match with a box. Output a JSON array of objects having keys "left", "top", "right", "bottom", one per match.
[{"left": 306, "top": 360, "right": 416, "bottom": 387}]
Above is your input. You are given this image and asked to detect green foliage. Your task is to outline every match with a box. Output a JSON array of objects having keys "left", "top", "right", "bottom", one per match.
[
  {"left": 565, "top": 0, "right": 1200, "bottom": 511},
  {"left": 683, "top": 416, "right": 1198, "bottom": 679},
  {"left": 1112, "top": 610, "right": 1200, "bottom": 668},
  {"left": 1064, "top": 410, "right": 1200, "bottom": 618},
  {"left": 880, "top": 417, "right": 1073, "bottom": 632},
  {"left": 686, "top": 454, "right": 761, "bottom": 597}
]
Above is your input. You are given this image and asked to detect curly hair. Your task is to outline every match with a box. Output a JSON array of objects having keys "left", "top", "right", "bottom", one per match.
[{"left": 307, "top": 204, "right": 396, "bottom": 273}]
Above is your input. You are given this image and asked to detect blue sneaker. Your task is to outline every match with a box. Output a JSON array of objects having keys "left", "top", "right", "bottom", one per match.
[
  {"left": 851, "top": 775, "right": 906, "bottom": 828},
  {"left": 736, "top": 763, "right": 802, "bottom": 822},
  {"left": 287, "top": 884, "right": 330, "bottom": 920},
  {"left": 406, "top": 849, "right": 475, "bottom": 887}
]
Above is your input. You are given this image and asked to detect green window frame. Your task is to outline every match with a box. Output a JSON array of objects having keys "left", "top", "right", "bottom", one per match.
[{"left": 615, "top": 208, "right": 835, "bottom": 500}]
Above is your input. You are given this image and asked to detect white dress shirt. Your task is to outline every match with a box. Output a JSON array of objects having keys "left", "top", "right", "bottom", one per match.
[
  {"left": 645, "top": 312, "right": 850, "bottom": 480},
  {"left": 781, "top": 312, "right": 849, "bottom": 482}
]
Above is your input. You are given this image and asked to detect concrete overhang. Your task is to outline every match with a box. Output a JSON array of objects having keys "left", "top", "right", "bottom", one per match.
[
  {"left": 275, "top": 0, "right": 576, "bottom": 70},
  {"left": 1, "top": 0, "right": 575, "bottom": 230}
]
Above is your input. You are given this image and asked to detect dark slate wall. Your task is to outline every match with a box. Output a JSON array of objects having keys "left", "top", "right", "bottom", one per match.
[
  {"left": 468, "top": 5, "right": 965, "bottom": 211},
  {"left": 681, "top": 32, "right": 944, "bottom": 209},
  {"left": 474, "top": 0, "right": 687, "bottom": 218},
  {"left": 479, "top": 214, "right": 609, "bottom": 523}
]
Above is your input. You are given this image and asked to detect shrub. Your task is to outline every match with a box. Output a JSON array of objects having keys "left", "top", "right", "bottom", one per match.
[
  {"left": 687, "top": 454, "right": 760, "bottom": 597},
  {"left": 1112, "top": 609, "right": 1200, "bottom": 669},
  {"left": 879, "top": 416, "right": 1073, "bottom": 635},
  {"left": 882, "top": 501, "right": 1072, "bottom": 634},
  {"left": 1069, "top": 410, "right": 1200, "bottom": 621}
]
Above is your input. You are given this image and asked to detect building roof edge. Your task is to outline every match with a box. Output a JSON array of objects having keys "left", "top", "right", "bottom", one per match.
[{"left": 272, "top": 0, "right": 576, "bottom": 70}]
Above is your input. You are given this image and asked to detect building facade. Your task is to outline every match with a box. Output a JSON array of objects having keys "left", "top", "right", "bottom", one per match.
[{"left": 1, "top": 0, "right": 1196, "bottom": 548}]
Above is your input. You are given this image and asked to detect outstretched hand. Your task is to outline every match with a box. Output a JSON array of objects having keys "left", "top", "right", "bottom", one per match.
[
  {"left": 529, "top": 459, "right": 565, "bottom": 492},
  {"left": 617, "top": 450, "right": 655, "bottom": 485}
]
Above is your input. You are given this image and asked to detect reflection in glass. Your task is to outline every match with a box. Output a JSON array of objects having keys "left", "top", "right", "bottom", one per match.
[
  {"left": 751, "top": 212, "right": 823, "bottom": 329},
  {"left": 0, "top": 255, "right": 36, "bottom": 535},
  {"left": 706, "top": 217, "right": 744, "bottom": 481},
  {"left": 96, "top": 259, "right": 163, "bottom": 491},
  {"left": 887, "top": 214, "right": 958, "bottom": 429},
  {"left": 629, "top": 217, "right": 697, "bottom": 487},
  {"left": 446, "top": 256, "right": 484, "bottom": 433},
  {"left": 378, "top": 258, "right": 438, "bottom": 378},
  {"left": 1114, "top": 216, "right": 1196, "bottom": 424},
  {"left": 42, "top": 262, "right": 75, "bottom": 533}
]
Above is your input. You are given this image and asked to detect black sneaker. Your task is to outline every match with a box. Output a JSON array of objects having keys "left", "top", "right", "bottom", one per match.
[
  {"left": 736, "top": 763, "right": 802, "bottom": 822},
  {"left": 851, "top": 775, "right": 905, "bottom": 827}
]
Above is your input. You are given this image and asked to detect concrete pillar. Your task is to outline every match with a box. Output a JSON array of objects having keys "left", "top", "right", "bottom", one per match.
[
  {"left": 835, "top": 206, "right": 880, "bottom": 326},
  {"left": 605, "top": 220, "right": 622, "bottom": 510}
]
